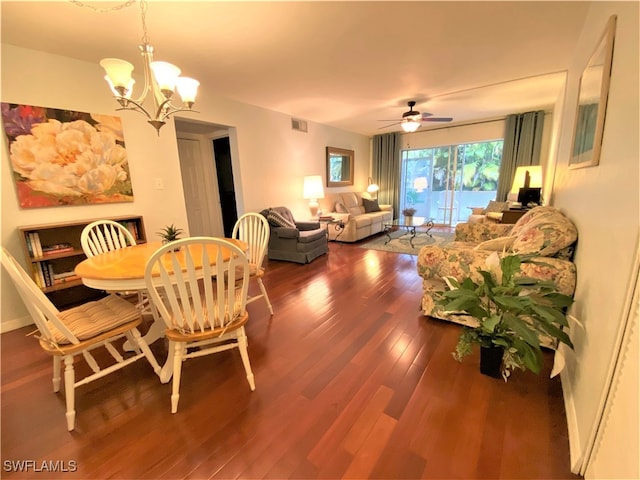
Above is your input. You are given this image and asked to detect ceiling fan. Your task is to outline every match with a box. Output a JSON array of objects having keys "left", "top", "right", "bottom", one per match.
[{"left": 379, "top": 101, "right": 453, "bottom": 132}]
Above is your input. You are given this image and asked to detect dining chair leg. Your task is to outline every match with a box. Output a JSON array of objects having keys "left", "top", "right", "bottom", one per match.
[
  {"left": 237, "top": 328, "right": 255, "bottom": 391},
  {"left": 171, "top": 342, "right": 185, "bottom": 413},
  {"left": 128, "top": 328, "right": 162, "bottom": 377},
  {"left": 63, "top": 356, "right": 76, "bottom": 431},
  {"left": 52, "top": 356, "right": 62, "bottom": 392},
  {"left": 257, "top": 278, "right": 274, "bottom": 315}
]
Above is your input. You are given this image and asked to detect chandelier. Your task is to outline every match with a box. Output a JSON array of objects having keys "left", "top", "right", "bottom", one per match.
[{"left": 99, "top": 0, "right": 199, "bottom": 134}]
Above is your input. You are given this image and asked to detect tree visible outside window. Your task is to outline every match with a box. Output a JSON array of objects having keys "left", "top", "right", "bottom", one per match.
[{"left": 400, "top": 140, "right": 503, "bottom": 225}]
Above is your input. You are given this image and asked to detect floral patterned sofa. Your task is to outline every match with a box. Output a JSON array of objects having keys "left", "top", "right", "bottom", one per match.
[{"left": 417, "top": 206, "right": 578, "bottom": 327}]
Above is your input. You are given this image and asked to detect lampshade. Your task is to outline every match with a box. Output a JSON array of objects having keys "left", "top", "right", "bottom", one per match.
[
  {"left": 401, "top": 120, "right": 421, "bottom": 133},
  {"left": 303, "top": 175, "right": 324, "bottom": 218},
  {"left": 176, "top": 77, "right": 200, "bottom": 105},
  {"left": 150, "top": 61, "right": 181, "bottom": 92},
  {"left": 510, "top": 165, "right": 542, "bottom": 194},
  {"left": 366, "top": 177, "right": 379, "bottom": 194},
  {"left": 303, "top": 175, "right": 325, "bottom": 200},
  {"left": 413, "top": 177, "right": 428, "bottom": 192}
]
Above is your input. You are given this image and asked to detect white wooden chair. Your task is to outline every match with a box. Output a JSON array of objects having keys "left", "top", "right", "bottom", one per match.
[
  {"left": 81, "top": 220, "right": 136, "bottom": 256},
  {"left": 144, "top": 237, "right": 255, "bottom": 413},
  {"left": 232, "top": 212, "right": 273, "bottom": 315},
  {"left": 81, "top": 220, "right": 149, "bottom": 313},
  {"left": 0, "top": 247, "right": 161, "bottom": 431}
]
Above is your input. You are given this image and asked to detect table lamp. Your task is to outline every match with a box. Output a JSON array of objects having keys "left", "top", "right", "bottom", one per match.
[
  {"left": 510, "top": 165, "right": 542, "bottom": 206},
  {"left": 303, "top": 175, "right": 325, "bottom": 217}
]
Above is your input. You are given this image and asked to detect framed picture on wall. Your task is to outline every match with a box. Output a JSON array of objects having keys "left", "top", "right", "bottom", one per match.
[
  {"left": 1, "top": 103, "right": 134, "bottom": 208},
  {"left": 569, "top": 15, "right": 616, "bottom": 169}
]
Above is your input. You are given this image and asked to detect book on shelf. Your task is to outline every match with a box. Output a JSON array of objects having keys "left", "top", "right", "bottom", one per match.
[
  {"left": 25, "top": 234, "right": 34, "bottom": 256},
  {"left": 42, "top": 243, "right": 74, "bottom": 255},
  {"left": 53, "top": 274, "right": 80, "bottom": 285},
  {"left": 53, "top": 271, "right": 77, "bottom": 280},
  {"left": 122, "top": 221, "right": 139, "bottom": 240},
  {"left": 31, "top": 264, "right": 42, "bottom": 288},
  {"left": 36, "top": 262, "right": 46, "bottom": 287},
  {"left": 28, "top": 232, "right": 43, "bottom": 257}
]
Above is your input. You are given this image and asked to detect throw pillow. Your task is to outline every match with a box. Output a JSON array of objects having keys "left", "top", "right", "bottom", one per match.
[
  {"left": 474, "top": 236, "right": 516, "bottom": 251},
  {"left": 341, "top": 192, "right": 360, "bottom": 209},
  {"left": 362, "top": 198, "right": 381, "bottom": 213},
  {"left": 483, "top": 200, "right": 509, "bottom": 214},
  {"left": 348, "top": 206, "right": 365, "bottom": 216},
  {"left": 266, "top": 210, "right": 295, "bottom": 229}
]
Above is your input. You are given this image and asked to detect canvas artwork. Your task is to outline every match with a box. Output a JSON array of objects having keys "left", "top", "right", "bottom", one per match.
[{"left": 1, "top": 103, "right": 134, "bottom": 208}]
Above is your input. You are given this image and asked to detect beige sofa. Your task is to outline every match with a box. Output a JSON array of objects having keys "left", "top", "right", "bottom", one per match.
[{"left": 321, "top": 192, "right": 393, "bottom": 242}]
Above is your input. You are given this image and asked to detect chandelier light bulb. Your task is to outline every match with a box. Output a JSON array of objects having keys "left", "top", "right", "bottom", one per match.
[
  {"left": 176, "top": 77, "right": 200, "bottom": 106},
  {"left": 100, "top": 58, "right": 134, "bottom": 92},
  {"left": 150, "top": 61, "right": 181, "bottom": 96}
]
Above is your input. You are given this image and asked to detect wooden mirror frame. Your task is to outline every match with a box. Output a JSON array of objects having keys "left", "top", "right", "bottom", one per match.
[
  {"left": 569, "top": 15, "right": 616, "bottom": 169},
  {"left": 326, "top": 147, "right": 354, "bottom": 187}
]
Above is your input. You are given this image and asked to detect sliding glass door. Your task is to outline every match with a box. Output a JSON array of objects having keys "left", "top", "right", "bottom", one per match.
[{"left": 400, "top": 140, "right": 504, "bottom": 226}]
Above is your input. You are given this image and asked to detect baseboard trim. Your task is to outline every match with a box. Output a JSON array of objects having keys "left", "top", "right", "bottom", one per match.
[
  {"left": 0, "top": 316, "right": 34, "bottom": 334},
  {"left": 561, "top": 360, "right": 584, "bottom": 474}
]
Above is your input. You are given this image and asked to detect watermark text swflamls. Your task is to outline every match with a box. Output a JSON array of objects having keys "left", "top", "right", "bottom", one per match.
[{"left": 3, "top": 460, "right": 78, "bottom": 473}]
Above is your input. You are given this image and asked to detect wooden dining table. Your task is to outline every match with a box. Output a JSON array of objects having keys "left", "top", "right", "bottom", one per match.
[{"left": 75, "top": 239, "right": 248, "bottom": 382}]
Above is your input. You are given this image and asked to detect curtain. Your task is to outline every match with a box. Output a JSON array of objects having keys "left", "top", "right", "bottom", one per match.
[
  {"left": 496, "top": 111, "right": 545, "bottom": 201},
  {"left": 372, "top": 132, "right": 401, "bottom": 215}
]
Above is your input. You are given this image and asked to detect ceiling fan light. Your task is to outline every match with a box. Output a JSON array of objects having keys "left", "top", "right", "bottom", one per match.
[{"left": 402, "top": 120, "right": 421, "bottom": 133}]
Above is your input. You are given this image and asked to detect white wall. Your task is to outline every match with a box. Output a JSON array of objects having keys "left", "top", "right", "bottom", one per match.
[
  {"left": 549, "top": 2, "right": 639, "bottom": 476},
  {"left": 1, "top": 44, "right": 369, "bottom": 330}
]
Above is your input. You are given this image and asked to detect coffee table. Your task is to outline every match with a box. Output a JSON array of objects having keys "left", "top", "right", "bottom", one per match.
[{"left": 383, "top": 216, "right": 434, "bottom": 248}]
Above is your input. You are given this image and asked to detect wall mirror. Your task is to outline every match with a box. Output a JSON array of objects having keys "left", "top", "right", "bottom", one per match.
[
  {"left": 326, "top": 147, "right": 354, "bottom": 187},
  {"left": 570, "top": 15, "right": 616, "bottom": 169}
]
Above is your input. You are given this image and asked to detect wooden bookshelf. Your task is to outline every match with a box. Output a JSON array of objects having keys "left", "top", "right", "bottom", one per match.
[{"left": 18, "top": 216, "right": 146, "bottom": 309}]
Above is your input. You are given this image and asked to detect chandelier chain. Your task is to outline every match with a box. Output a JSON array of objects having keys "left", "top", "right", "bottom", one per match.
[
  {"left": 68, "top": 0, "right": 136, "bottom": 14},
  {"left": 139, "top": 0, "right": 150, "bottom": 46}
]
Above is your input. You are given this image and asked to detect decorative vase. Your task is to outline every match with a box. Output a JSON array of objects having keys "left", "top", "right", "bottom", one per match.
[
  {"left": 404, "top": 215, "right": 413, "bottom": 224},
  {"left": 480, "top": 345, "right": 503, "bottom": 378}
]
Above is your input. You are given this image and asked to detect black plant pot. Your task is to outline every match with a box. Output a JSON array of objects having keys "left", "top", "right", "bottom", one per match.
[{"left": 480, "top": 345, "right": 504, "bottom": 378}]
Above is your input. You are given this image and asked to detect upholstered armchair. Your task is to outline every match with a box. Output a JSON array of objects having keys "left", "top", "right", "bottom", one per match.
[
  {"left": 417, "top": 206, "right": 578, "bottom": 328},
  {"left": 260, "top": 206, "right": 328, "bottom": 264}
]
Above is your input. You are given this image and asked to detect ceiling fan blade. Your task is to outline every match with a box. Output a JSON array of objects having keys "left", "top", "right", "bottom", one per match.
[
  {"left": 378, "top": 122, "right": 402, "bottom": 129},
  {"left": 421, "top": 112, "right": 434, "bottom": 119},
  {"left": 423, "top": 117, "right": 453, "bottom": 122}
]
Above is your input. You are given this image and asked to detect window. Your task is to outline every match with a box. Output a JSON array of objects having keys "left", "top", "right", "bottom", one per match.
[{"left": 400, "top": 140, "right": 503, "bottom": 225}]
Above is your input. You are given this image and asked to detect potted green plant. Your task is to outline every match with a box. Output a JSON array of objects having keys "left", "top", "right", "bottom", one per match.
[
  {"left": 157, "top": 224, "right": 184, "bottom": 244},
  {"left": 437, "top": 252, "right": 574, "bottom": 380}
]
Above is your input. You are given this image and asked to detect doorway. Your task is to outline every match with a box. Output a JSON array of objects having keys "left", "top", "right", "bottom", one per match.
[
  {"left": 212, "top": 137, "right": 238, "bottom": 237},
  {"left": 174, "top": 119, "right": 239, "bottom": 238}
]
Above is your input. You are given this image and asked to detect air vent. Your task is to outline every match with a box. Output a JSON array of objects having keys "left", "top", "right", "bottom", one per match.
[{"left": 291, "top": 118, "right": 308, "bottom": 133}]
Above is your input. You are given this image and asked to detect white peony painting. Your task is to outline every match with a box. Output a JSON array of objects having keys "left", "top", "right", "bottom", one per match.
[{"left": 2, "top": 103, "right": 134, "bottom": 208}]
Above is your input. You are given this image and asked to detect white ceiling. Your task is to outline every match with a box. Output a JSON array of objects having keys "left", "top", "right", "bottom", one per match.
[{"left": 1, "top": 1, "right": 590, "bottom": 136}]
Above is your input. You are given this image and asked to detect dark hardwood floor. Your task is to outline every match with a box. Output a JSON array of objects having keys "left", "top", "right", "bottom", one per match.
[{"left": 1, "top": 231, "right": 580, "bottom": 479}]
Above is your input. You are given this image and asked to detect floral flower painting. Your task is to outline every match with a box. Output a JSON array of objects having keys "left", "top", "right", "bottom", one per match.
[{"left": 2, "top": 103, "right": 134, "bottom": 208}]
